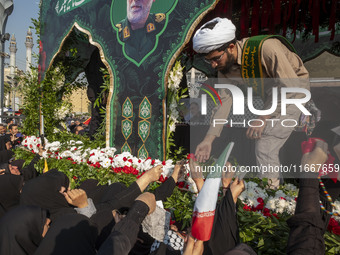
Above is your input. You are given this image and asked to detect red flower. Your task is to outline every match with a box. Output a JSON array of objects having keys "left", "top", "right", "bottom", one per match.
[
  {"left": 37, "top": 144, "right": 40, "bottom": 147},
  {"left": 72, "top": 162, "right": 77, "bottom": 164},
  {"left": 170, "top": 220, "right": 176, "bottom": 225},
  {"left": 272, "top": 213, "right": 279, "bottom": 219},
  {"left": 257, "top": 197, "right": 264, "bottom": 204},
  {"left": 159, "top": 175, "right": 168, "bottom": 183},
  {"left": 255, "top": 203, "right": 264, "bottom": 211},
  {"left": 162, "top": 161, "right": 166, "bottom": 166},
  {"left": 328, "top": 218, "right": 340, "bottom": 235},
  {"left": 263, "top": 208, "right": 271, "bottom": 217},
  {"left": 187, "top": 153, "right": 196, "bottom": 160},
  {"left": 177, "top": 182, "right": 185, "bottom": 188},
  {"left": 123, "top": 157, "right": 127, "bottom": 162},
  {"left": 332, "top": 226, "right": 340, "bottom": 235},
  {"left": 137, "top": 171, "right": 146, "bottom": 179},
  {"left": 243, "top": 204, "right": 252, "bottom": 211},
  {"left": 151, "top": 160, "right": 155, "bottom": 165},
  {"left": 128, "top": 159, "right": 133, "bottom": 163},
  {"left": 279, "top": 197, "right": 286, "bottom": 200},
  {"left": 113, "top": 167, "right": 122, "bottom": 174},
  {"left": 72, "top": 176, "right": 78, "bottom": 180},
  {"left": 138, "top": 160, "right": 141, "bottom": 163}
]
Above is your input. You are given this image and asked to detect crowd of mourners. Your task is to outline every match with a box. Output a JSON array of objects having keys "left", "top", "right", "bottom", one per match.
[
  {"left": 67, "top": 118, "right": 89, "bottom": 135},
  {"left": 0, "top": 119, "right": 339, "bottom": 255}
]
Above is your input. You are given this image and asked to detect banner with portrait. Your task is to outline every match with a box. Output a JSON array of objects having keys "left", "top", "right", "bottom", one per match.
[{"left": 39, "top": 0, "right": 219, "bottom": 159}]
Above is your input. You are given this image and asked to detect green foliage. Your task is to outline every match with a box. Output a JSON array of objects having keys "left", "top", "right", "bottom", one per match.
[
  {"left": 163, "top": 187, "right": 195, "bottom": 230},
  {"left": 325, "top": 232, "right": 340, "bottom": 255},
  {"left": 238, "top": 202, "right": 290, "bottom": 255},
  {"left": 93, "top": 68, "right": 110, "bottom": 139},
  {"left": 19, "top": 68, "right": 40, "bottom": 136},
  {"left": 18, "top": 64, "right": 84, "bottom": 137}
]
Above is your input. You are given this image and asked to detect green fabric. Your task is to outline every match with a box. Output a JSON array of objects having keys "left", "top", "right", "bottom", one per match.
[
  {"left": 207, "top": 142, "right": 234, "bottom": 179},
  {"left": 241, "top": 35, "right": 297, "bottom": 99}
]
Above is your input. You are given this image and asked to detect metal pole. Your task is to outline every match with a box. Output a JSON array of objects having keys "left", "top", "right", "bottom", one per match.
[{"left": 0, "top": 43, "right": 5, "bottom": 122}]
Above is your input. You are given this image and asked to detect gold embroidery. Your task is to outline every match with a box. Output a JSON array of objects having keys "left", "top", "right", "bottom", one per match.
[
  {"left": 123, "top": 26, "right": 130, "bottom": 39},
  {"left": 155, "top": 13, "right": 165, "bottom": 23},
  {"left": 115, "top": 24, "right": 122, "bottom": 32},
  {"left": 146, "top": 23, "right": 155, "bottom": 33}
]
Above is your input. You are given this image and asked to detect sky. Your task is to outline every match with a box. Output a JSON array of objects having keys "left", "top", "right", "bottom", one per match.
[{"left": 4, "top": 0, "right": 40, "bottom": 71}]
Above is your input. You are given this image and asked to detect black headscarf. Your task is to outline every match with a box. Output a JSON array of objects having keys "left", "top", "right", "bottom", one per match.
[
  {"left": 79, "top": 179, "right": 110, "bottom": 205},
  {"left": 0, "top": 149, "right": 14, "bottom": 163},
  {"left": 34, "top": 213, "right": 97, "bottom": 255},
  {"left": 0, "top": 173, "right": 23, "bottom": 217},
  {"left": 90, "top": 209, "right": 116, "bottom": 249},
  {"left": 20, "top": 169, "right": 74, "bottom": 221},
  {"left": 0, "top": 135, "right": 11, "bottom": 151},
  {"left": 11, "top": 159, "right": 25, "bottom": 171},
  {"left": 0, "top": 205, "right": 48, "bottom": 255}
]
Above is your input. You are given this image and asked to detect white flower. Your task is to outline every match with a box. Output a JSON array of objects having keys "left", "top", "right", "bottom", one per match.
[
  {"left": 102, "top": 158, "right": 112, "bottom": 168},
  {"left": 283, "top": 183, "right": 298, "bottom": 193},
  {"left": 187, "top": 177, "right": 198, "bottom": 193},
  {"left": 169, "top": 122, "right": 176, "bottom": 133},
  {"left": 332, "top": 200, "right": 340, "bottom": 223},
  {"left": 54, "top": 104, "right": 71, "bottom": 120}
]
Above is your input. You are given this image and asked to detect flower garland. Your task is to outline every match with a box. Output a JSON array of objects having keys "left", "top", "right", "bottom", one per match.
[{"left": 21, "top": 136, "right": 198, "bottom": 193}]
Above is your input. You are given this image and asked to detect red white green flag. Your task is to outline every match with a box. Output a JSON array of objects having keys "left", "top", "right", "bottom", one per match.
[{"left": 191, "top": 142, "right": 234, "bottom": 241}]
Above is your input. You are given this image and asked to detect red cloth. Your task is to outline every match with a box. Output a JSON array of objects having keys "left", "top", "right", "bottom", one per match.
[
  {"left": 191, "top": 211, "right": 215, "bottom": 241},
  {"left": 83, "top": 117, "right": 91, "bottom": 125}
]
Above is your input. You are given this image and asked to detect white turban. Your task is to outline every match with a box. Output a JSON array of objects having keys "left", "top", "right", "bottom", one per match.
[{"left": 193, "top": 17, "right": 236, "bottom": 54}]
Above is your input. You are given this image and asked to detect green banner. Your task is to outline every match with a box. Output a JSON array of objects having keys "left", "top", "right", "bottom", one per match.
[{"left": 40, "top": 0, "right": 218, "bottom": 160}]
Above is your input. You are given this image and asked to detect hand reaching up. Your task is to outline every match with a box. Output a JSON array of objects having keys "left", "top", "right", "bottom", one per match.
[
  {"left": 301, "top": 139, "right": 328, "bottom": 172},
  {"left": 136, "top": 192, "right": 156, "bottom": 215},
  {"left": 62, "top": 188, "right": 88, "bottom": 208},
  {"left": 172, "top": 160, "right": 186, "bottom": 183},
  {"left": 183, "top": 235, "right": 204, "bottom": 255},
  {"left": 230, "top": 177, "right": 245, "bottom": 204},
  {"left": 136, "top": 165, "right": 163, "bottom": 192}
]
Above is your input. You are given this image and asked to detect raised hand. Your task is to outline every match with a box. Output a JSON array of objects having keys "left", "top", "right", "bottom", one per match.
[
  {"left": 183, "top": 235, "right": 204, "bottom": 255},
  {"left": 135, "top": 192, "right": 156, "bottom": 215},
  {"left": 62, "top": 188, "right": 88, "bottom": 208}
]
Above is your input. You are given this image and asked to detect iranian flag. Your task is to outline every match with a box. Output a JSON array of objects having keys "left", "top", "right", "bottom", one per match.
[{"left": 191, "top": 142, "right": 234, "bottom": 241}]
